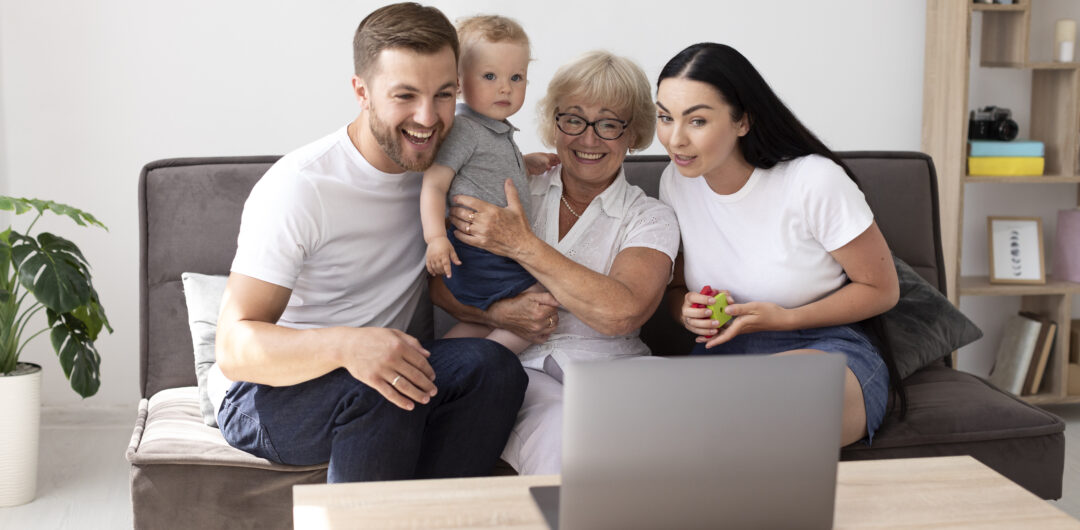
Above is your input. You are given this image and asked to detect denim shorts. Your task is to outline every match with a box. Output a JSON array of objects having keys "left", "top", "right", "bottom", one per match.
[
  {"left": 690, "top": 324, "right": 889, "bottom": 444},
  {"left": 443, "top": 227, "right": 536, "bottom": 310}
]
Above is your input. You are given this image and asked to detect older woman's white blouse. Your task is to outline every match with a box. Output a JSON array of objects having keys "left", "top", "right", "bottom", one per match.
[{"left": 518, "top": 165, "right": 681, "bottom": 371}]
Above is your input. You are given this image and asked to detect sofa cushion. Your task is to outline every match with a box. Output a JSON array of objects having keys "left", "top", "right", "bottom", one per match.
[
  {"left": 127, "top": 387, "right": 326, "bottom": 530},
  {"left": 841, "top": 364, "right": 1065, "bottom": 499},
  {"left": 180, "top": 272, "right": 229, "bottom": 427},
  {"left": 881, "top": 257, "right": 983, "bottom": 379}
]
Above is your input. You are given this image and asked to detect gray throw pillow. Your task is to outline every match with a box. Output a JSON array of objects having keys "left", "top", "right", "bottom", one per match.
[
  {"left": 881, "top": 256, "right": 983, "bottom": 379},
  {"left": 181, "top": 272, "right": 229, "bottom": 427}
]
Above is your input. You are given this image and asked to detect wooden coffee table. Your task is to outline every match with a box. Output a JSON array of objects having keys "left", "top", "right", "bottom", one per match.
[{"left": 293, "top": 456, "right": 1078, "bottom": 529}]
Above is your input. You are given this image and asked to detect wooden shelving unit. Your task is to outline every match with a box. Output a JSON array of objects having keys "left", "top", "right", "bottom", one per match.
[{"left": 923, "top": 0, "right": 1080, "bottom": 405}]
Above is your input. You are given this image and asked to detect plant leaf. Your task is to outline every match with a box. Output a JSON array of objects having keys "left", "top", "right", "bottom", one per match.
[
  {"left": 48, "top": 310, "right": 101, "bottom": 398},
  {"left": 0, "top": 196, "right": 108, "bottom": 230},
  {"left": 14, "top": 232, "right": 93, "bottom": 313}
]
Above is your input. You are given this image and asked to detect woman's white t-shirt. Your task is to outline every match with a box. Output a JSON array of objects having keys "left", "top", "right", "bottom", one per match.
[{"left": 659, "top": 154, "right": 873, "bottom": 309}]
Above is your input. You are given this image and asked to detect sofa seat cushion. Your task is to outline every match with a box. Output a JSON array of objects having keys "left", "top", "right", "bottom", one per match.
[
  {"left": 128, "top": 386, "right": 328, "bottom": 470},
  {"left": 841, "top": 364, "right": 1065, "bottom": 499},
  {"left": 127, "top": 387, "right": 327, "bottom": 530}
]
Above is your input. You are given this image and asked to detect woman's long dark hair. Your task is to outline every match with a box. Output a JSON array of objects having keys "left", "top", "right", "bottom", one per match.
[{"left": 659, "top": 42, "right": 907, "bottom": 419}]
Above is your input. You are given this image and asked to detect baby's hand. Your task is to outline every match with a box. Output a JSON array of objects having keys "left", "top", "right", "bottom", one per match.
[
  {"left": 524, "top": 152, "right": 560, "bottom": 176},
  {"left": 425, "top": 237, "right": 461, "bottom": 278}
]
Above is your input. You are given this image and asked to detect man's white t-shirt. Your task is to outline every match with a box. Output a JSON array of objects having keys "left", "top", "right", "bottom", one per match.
[
  {"left": 231, "top": 125, "right": 426, "bottom": 332},
  {"left": 659, "top": 154, "right": 873, "bottom": 309}
]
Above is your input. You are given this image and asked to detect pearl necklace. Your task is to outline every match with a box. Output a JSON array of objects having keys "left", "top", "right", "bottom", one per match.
[{"left": 561, "top": 192, "right": 583, "bottom": 219}]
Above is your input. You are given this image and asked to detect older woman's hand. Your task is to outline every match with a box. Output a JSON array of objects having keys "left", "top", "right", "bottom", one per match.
[
  {"left": 450, "top": 179, "right": 536, "bottom": 260},
  {"left": 486, "top": 291, "right": 561, "bottom": 344}
]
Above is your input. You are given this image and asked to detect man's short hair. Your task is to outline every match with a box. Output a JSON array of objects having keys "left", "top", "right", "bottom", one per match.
[
  {"left": 353, "top": 2, "right": 459, "bottom": 77},
  {"left": 456, "top": 15, "right": 531, "bottom": 59}
]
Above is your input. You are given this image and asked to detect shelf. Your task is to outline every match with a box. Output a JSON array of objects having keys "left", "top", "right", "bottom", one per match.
[
  {"left": 1027, "top": 62, "right": 1080, "bottom": 70},
  {"left": 965, "top": 175, "right": 1080, "bottom": 183},
  {"left": 959, "top": 276, "right": 1080, "bottom": 296},
  {"left": 983, "top": 61, "right": 1080, "bottom": 69},
  {"left": 971, "top": 3, "right": 1026, "bottom": 12}
]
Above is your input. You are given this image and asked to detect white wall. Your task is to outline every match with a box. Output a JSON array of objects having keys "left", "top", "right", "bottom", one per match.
[{"left": 0, "top": 1, "right": 928, "bottom": 407}]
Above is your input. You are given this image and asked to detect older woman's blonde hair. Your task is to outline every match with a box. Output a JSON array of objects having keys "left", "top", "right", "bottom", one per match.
[{"left": 537, "top": 51, "right": 654, "bottom": 152}]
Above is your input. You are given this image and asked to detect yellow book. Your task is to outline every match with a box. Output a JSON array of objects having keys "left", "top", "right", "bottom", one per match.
[{"left": 967, "top": 156, "right": 1044, "bottom": 176}]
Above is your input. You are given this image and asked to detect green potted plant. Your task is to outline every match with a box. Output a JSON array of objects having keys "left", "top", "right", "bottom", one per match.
[{"left": 0, "top": 196, "right": 111, "bottom": 506}]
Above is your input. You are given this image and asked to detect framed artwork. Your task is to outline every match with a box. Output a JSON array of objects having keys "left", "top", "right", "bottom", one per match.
[{"left": 988, "top": 216, "right": 1046, "bottom": 284}]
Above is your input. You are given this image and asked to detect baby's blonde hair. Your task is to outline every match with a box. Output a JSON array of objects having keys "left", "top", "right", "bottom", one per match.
[{"left": 456, "top": 15, "right": 531, "bottom": 62}]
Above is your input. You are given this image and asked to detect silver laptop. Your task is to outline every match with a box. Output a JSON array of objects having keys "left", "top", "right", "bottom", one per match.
[{"left": 530, "top": 353, "right": 846, "bottom": 529}]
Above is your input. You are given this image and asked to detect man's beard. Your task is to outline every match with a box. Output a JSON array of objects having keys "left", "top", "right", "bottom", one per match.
[{"left": 368, "top": 104, "right": 442, "bottom": 172}]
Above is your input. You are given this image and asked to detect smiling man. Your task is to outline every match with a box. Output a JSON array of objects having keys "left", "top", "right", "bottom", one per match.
[{"left": 212, "top": 2, "right": 528, "bottom": 483}]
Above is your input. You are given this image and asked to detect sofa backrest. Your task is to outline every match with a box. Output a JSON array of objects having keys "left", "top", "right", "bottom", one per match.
[{"left": 138, "top": 152, "right": 944, "bottom": 397}]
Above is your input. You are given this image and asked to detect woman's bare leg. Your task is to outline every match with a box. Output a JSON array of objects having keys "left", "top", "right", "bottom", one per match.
[{"left": 775, "top": 349, "right": 868, "bottom": 446}]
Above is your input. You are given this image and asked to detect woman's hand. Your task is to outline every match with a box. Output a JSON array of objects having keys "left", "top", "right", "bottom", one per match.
[
  {"left": 681, "top": 289, "right": 726, "bottom": 338},
  {"left": 450, "top": 179, "right": 536, "bottom": 260},
  {"left": 700, "top": 300, "right": 794, "bottom": 349},
  {"left": 486, "top": 291, "right": 561, "bottom": 344},
  {"left": 524, "top": 152, "right": 560, "bottom": 176}
]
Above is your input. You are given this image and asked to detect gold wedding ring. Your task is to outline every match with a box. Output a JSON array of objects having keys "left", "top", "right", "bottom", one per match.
[
  {"left": 466, "top": 223, "right": 472, "bottom": 234},
  {"left": 391, "top": 375, "right": 401, "bottom": 387},
  {"left": 548, "top": 316, "right": 554, "bottom": 327},
  {"left": 468, "top": 212, "right": 475, "bottom": 221}
]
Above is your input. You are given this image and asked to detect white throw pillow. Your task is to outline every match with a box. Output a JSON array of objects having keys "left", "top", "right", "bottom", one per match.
[{"left": 180, "top": 272, "right": 233, "bottom": 427}]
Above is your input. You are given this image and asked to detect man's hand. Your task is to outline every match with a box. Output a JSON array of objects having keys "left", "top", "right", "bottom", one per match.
[
  {"left": 485, "top": 291, "right": 561, "bottom": 344},
  {"left": 338, "top": 327, "right": 438, "bottom": 410},
  {"left": 425, "top": 236, "right": 461, "bottom": 278}
]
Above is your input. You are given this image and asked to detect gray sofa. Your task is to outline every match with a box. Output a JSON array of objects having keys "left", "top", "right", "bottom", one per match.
[{"left": 128, "top": 152, "right": 1065, "bottom": 529}]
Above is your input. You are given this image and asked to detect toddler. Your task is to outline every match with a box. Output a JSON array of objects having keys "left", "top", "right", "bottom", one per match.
[{"left": 420, "top": 15, "right": 553, "bottom": 352}]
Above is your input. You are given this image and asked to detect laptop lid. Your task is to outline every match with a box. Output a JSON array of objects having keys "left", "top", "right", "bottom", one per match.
[{"left": 552, "top": 354, "right": 846, "bottom": 530}]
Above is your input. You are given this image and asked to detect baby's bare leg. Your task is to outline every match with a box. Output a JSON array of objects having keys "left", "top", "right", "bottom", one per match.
[{"left": 442, "top": 322, "right": 493, "bottom": 339}]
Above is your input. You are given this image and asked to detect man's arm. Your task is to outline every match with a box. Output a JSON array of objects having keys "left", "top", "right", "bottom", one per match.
[{"left": 215, "top": 272, "right": 438, "bottom": 410}]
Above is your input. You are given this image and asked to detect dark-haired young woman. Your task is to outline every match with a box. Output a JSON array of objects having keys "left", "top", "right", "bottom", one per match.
[{"left": 656, "top": 43, "right": 900, "bottom": 446}]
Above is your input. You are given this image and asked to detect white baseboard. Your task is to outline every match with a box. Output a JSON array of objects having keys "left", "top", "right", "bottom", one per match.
[{"left": 41, "top": 404, "right": 136, "bottom": 428}]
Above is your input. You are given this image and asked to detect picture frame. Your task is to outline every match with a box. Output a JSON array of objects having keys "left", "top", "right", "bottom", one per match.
[{"left": 988, "top": 216, "right": 1046, "bottom": 284}]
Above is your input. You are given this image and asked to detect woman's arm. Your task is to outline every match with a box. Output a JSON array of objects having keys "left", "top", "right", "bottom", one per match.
[
  {"left": 429, "top": 275, "right": 560, "bottom": 344},
  {"left": 696, "top": 222, "right": 899, "bottom": 348},
  {"left": 451, "top": 180, "right": 674, "bottom": 336}
]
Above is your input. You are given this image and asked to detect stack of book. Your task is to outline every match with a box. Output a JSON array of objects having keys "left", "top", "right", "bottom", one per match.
[
  {"left": 989, "top": 312, "right": 1057, "bottom": 396},
  {"left": 967, "top": 140, "right": 1045, "bottom": 176}
]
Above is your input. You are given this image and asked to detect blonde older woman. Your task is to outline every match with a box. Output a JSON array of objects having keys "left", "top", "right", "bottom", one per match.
[{"left": 431, "top": 51, "right": 680, "bottom": 475}]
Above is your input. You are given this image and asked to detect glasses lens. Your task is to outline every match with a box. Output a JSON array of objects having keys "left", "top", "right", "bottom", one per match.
[
  {"left": 594, "top": 119, "right": 626, "bottom": 140},
  {"left": 556, "top": 114, "right": 587, "bottom": 135}
]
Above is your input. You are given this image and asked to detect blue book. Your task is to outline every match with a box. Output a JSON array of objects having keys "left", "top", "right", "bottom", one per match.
[{"left": 968, "top": 140, "right": 1045, "bottom": 157}]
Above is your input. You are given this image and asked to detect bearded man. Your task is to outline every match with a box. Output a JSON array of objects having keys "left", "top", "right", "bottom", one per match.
[{"left": 213, "top": 2, "right": 527, "bottom": 482}]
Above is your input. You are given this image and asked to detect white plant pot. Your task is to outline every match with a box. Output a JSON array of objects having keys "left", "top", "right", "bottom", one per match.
[{"left": 0, "top": 362, "right": 41, "bottom": 507}]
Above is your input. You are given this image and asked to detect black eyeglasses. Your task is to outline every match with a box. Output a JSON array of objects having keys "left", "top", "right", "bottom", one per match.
[{"left": 554, "top": 112, "right": 630, "bottom": 140}]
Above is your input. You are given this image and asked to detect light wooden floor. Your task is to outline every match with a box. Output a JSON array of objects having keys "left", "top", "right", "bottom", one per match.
[{"left": 0, "top": 405, "right": 1078, "bottom": 529}]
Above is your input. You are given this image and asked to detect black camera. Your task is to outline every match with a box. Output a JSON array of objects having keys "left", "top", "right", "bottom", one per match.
[{"left": 968, "top": 106, "right": 1019, "bottom": 141}]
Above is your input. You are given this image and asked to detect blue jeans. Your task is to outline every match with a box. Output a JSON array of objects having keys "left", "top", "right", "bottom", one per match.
[{"left": 217, "top": 338, "right": 527, "bottom": 483}]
